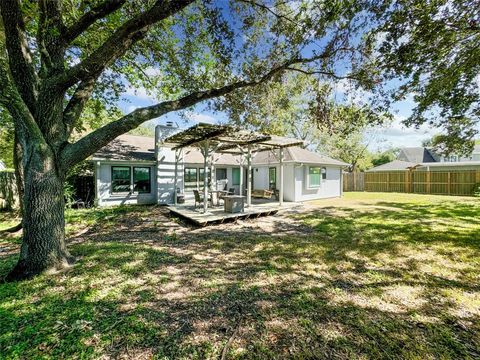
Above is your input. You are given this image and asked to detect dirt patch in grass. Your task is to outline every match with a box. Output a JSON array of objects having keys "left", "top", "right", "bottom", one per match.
[{"left": 1, "top": 193, "right": 479, "bottom": 359}]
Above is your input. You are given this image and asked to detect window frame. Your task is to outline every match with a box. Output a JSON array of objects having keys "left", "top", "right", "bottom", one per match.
[
  {"left": 321, "top": 166, "right": 327, "bottom": 180},
  {"left": 307, "top": 166, "right": 322, "bottom": 189},
  {"left": 184, "top": 167, "right": 198, "bottom": 189},
  {"left": 133, "top": 166, "right": 152, "bottom": 194},
  {"left": 269, "top": 167, "right": 277, "bottom": 190},
  {"left": 111, "top": 166, "right": 132, "bottom": 194},
  {"left": 232, "top": 167, "right": 241, "bottom": 186}
]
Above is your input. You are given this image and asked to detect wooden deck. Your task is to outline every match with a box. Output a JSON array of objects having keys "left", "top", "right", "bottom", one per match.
[{"left": 168, "top": 202, "right": 297, "bottom": 226}]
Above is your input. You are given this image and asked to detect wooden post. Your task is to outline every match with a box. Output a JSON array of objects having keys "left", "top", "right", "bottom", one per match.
[
  {"left": 247, "top": 145, "right": 252, "bottom": 208},
  {"left": 426, "top": 170, "right": 431, "bottom": 194},
  {"left": 447, "top": 171, "right": 451, "bottom": 195},
  {"left": 174, "top": 149, "right": 179, "bottom": 205},
  {"left": 386, "top": 172, "right": 390, "bottom": 192},
  {"left": 239, "top": 161, "right": 244, "bottom": 196},
  {"left": 279, "top": 147, "right": 284, "bottom": 206},
  {"left": 353, "top": 172, "right": 356, "bottom": 191},
  {"left": 202, "top": 142, "right": 209, "bottom": 213}
]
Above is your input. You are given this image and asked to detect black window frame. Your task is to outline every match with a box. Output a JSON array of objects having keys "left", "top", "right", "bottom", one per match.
[
  {"left": 184, "top": 167, "right": 198, "bottom": 189},
  {"left": 111, "top": 166, "right": 132, "bottom": 194},
  {"left": 321, "top": 166, "right": 327, "bottom": 180},
  {"left": 133, "top": 166, "right": 152, "bottom": 194},
  {"left": 269, "top": 167, "right": 277, "bottom": 190}
]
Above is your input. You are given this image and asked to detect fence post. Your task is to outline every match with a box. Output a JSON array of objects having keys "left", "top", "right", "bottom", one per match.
[
  {"left": 387, "top": 172, "right": 390, "bottom": 192},
  {"left": 447, "top": 172, "right": 451, "bottom": 195},
  {"left": 426, "top": 171, "right": 431, "bottom": 194}
]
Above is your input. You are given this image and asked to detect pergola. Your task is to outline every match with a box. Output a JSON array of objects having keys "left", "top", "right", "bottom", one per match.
[{"left": 163, "top": 123, "right": 304, "bottom": 213}]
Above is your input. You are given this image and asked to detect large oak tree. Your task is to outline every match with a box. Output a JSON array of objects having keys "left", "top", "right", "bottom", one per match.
[{"left": 0, "top": 0, "right": 378, "bottom": 280}]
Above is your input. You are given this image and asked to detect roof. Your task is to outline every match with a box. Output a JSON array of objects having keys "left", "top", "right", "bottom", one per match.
[
  {"left": 417, "top": 161, "right": 480, "bottom": 168},
  {"left": 92, "top": 134, "right": 155, "bottom": 162},
  {"left": 366, "top": 160, "right": 419, "bottom": 172},
  {"left": 397, "top": 147, "right": 437, "bottom": 163},
  {"left": 92, "top": 134, "right": 347, "bottom": 166},
  {"left": 253, "top": 147, "right": 349, "bottom": 166}
]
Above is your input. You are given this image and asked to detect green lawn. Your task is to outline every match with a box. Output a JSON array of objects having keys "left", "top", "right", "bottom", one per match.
[{"left": 0, "top": 193, "right": 479, "bottom": 359}]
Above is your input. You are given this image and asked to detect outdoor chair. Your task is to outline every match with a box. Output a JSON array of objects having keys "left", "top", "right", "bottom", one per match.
[
  {"left": 176, "top": 187, "right": 185, "bottom": 204},
  {"left": 228, "top": 187, "right": 235, "bottom": 195},
  {"left": 193, "top": 189, "right": 211, "bottom": 208}
]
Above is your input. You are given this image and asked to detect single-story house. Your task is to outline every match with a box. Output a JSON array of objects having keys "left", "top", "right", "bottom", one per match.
[{"left": 91, "top": 124, "right": 348, "bottom": 206}]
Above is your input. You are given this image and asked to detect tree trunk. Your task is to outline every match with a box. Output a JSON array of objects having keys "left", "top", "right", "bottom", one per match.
[{"left": 6, "top": 150, "right": 74, "bottom": 281}]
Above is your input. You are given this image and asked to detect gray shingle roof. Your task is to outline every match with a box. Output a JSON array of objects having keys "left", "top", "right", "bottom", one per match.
[
  {"left": 397, "top": 147, "right": 437, "bottom": 163},
  {"left": 92, "top": 134, "right": 156, "bottom": 162},
  {"left": 253, "top": 147, "right": 349, "bottom": 166}
]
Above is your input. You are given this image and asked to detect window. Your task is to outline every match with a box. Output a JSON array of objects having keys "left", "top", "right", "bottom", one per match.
[
  {"left": 308, "top": 166, "right": 321, "bottom": 188},
  {"left": 111, "top": 166, "right": 131, "bottom": 193},
  {"left": 232, "top": 168, "right": 240, "bottom": 185},
  {"left": 133, "top": 167, "right": 151, "bottom": 193},
  {"left": 269, "top": 167, "right": 276, "bottom": 190},
  {"left": 184, "top": 168, "right": 197, "bottom": 189},
  {"left": 216, "top": 168, "right": 227, "bottom": 181},
  {"left": 199, "top": 168, "right": 211, "bottom": 187},
  {"left": 321, "top": 167, "right": 327, "bottom": 180}
]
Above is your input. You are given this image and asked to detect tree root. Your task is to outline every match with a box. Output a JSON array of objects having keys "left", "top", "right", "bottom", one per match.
[{"left": 0, "top": 222, "right": 22, "bottom": 234}]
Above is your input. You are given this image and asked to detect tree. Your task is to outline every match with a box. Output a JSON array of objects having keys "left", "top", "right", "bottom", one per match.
[
  {"left": 0, "top": 0, "right": 379, "bottom": 280},
  {"left": 373, "top": 0, "right": 480, "bottom": 154},
  {"left": 371, "top": 147, "right": 399, "bottom": 167}
]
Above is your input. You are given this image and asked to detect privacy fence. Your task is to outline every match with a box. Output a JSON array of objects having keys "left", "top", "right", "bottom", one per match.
[{"left": 343, "top": 170, "right": 480, "bottom": 196}]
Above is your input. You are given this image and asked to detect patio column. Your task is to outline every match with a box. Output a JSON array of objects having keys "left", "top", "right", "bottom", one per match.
[
  {"left": 279, "top": 147, "right": 284, "bottom": 206},
  {"left": 239, "top": 159, "right": 244, "bottom": 196},
  {"left": 173, "top": 149, "right": 180, "bottom": 205},
  {"left": 202, "top": 141, "right": 209, "bottom": 213},
  {"left": 247, "top": 145, "right": 252, "bottom": 207}
]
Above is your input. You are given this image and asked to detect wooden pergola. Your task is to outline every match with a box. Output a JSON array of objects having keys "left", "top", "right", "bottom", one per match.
[{"left": 163, "top": 123, "right": 304, "bottom": 213}]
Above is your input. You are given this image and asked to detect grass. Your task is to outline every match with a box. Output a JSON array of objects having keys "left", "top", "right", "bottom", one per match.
[{"left": 0, "top": 192, "right": 479, "bottom": 359}]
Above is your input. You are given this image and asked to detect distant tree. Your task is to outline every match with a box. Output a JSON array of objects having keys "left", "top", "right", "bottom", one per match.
[
  {"left": 373, "top": 0, "right": 480, "bottom": 154},
  {"left": 371, "top": 147, "right": 399, "bottom": 167}
]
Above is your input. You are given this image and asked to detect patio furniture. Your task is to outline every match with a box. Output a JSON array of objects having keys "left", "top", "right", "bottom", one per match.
[
  {"left": 176, "top": 187, "right": 185, "bottom": 204},
  {"left": 210, "top": 190, "right": 226, "bottom": 206},
  {"left": 251, "top": 189, "right": 274, "bottom": 199},
  {"left": 223, "top": 195, "right": 245, "bottom": 213},
  {"left": 193, "top": 189, "right": 209, "bottom": 208},
  {"left": 228, "top": 187, "right": 235, "bottom": 195}
]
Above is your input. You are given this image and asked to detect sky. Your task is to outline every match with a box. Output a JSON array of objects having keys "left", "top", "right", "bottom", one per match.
[{"left": 119, "top": 84, "right": 439, "bottom": 152}]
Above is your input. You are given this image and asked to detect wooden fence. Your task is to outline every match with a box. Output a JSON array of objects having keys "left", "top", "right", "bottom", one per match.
[
  {"left": 343, "top": 172, "right": 365, "bottom": 191},
  {"left": 344, "top": 170, "right": 480, "bottom": 196}
]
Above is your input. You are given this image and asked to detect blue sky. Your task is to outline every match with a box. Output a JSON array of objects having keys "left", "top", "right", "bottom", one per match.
[{"left": 119, "top": 86, "right": 439, "bottom": 152}]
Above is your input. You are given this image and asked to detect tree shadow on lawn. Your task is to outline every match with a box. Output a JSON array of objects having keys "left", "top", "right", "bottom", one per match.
[{"left": 0, "top": 199, "right": 479, "bottom": 359}]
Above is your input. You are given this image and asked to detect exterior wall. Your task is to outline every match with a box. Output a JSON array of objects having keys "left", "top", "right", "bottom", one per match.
[
  {"left": 157, "top": 147, "right": 183, "bottom": 204},
  {"left": 294, "top": 164, "right": 342, "bottom": 202},
  {"left": 95, "top": 161, "right": 157, "bottom": 207}
]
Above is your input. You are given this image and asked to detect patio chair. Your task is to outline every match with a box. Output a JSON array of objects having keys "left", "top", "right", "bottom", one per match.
[
  {"left": 193, "top": 189, "right": 211, "bottom": 208},
  {"left": 228, "top": 187, "right": 235, "bottom": 195},
  {"left": 176, "top": 187, "right": 185, "bottom": 204}
]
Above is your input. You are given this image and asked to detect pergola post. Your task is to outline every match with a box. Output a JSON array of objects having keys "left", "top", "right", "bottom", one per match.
[
  {"left": 279, "top": 147, "right": 284, "bottom": 206},
  {"left": 239, "top": 158, "right": 244, "bottom": 196},
  {"left": 247, "top": 145, "right": 252, "bottom": 207},
  {"left": 201, "top": 141, "right": 209, "bottom": 213},
  {"left": 173, "top": 149, "right": 180, "bottom": 205}
]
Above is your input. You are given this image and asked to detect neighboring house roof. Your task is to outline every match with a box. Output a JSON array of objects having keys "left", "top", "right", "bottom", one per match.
[
  {"left": 92, "top": 135, "right": 348, "bottom": 167},
  {"left": 397, "top": 147, "right": 437, "bottom": 163},
  {"left": 253, "top": 147, "right": 349, "bottom": 166},
  {"left": 416, "top": 161, "right": 480, "bottom": 168},
  {"left": 366, "top": 160, "right": 419, "bottom": 172},
  {"left": 92, "top": 134, "right": 156, "bottom": 162}
]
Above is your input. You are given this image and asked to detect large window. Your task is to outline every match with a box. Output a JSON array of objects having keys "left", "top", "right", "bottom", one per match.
[
  {"left": 269, "top": 167, "right": 276, "bottom": 190},
  {"left": 232, "top": 168, "right": 240, "bottom": 185},
  {"left": 112, "top": 166, "right": 131, "bottom": 193},
  {"left": 133, "top": 167, "right": 151, "bottom": 193},
  {"left": 308, "top": 167, "right": 321, "bottom": 188},
  {"left": 216, "top": 168, "right": 227, "bottom": 181},
  {"left": 184, "top": 168, "right": 197, "bottom": 189}
]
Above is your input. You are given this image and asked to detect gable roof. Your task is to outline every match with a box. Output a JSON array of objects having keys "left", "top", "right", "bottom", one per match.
[
  {"left": 92, "top": 134, "right": 156, "bottom": 162},
  {"left": 397, "top": 147, "right": 437, "bottom": 163},
  {"left": 366, "top": 160, "right": 419, "bottom": 172},
  {"left": 253, "top": 147, "right": 349, "bottom": 166},
  {"left": 92, "top": 135, "right": 347, "bottom": 167}
]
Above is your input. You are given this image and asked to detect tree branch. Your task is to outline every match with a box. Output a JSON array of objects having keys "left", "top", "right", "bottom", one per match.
[
  {"left": 0, "top": 0, "right": 38, "bottom": 112},
  {"left": 61, "top": 53, "right": 335, "bottom": 167},
  {"left": 57, "top": 0, "right": 194, "bottom": 90},
  {"left": 64, "top": 0, "right": 127, "bottom": 44},
  {"left": 62, "top": 77, "right": 98, "bottom": 135}
]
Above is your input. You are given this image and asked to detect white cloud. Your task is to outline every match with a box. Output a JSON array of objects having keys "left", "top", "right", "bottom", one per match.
[
  {"left": 376, "top": 114, "right": 438, "bottom": 148},
  {"left": 124, "top": 85, "right": 154, "bottom": 101},
  {"left": 186, "top": 112, "right": 217, "bottom": 124}
]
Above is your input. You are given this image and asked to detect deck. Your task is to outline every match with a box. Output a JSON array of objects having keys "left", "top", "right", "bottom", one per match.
[{"left": 168, "top": 201, "right": 297, "bottom": 226}]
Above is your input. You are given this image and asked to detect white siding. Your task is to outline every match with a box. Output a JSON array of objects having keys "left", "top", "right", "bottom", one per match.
[
  {"left": 96, "top": 161, "right": 156, "bottom": 207},
  {"left": 294, "top": 164, "right": 342, "bottom": 202},
  {"left": 157, "top": 147, "right": 183, "bottom": 204}
]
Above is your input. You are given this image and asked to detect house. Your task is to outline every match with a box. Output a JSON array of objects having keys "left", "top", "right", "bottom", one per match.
[
  {"left": 367, "top": 145, "right": 480, "bottom": 172},
  {"left": 91, "top": 123, "right": 348, "bottom": 206}
]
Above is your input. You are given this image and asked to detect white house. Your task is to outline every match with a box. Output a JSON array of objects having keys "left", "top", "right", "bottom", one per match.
[{"left": 91, "top": 124, "right": 348, "bottom": 207}]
